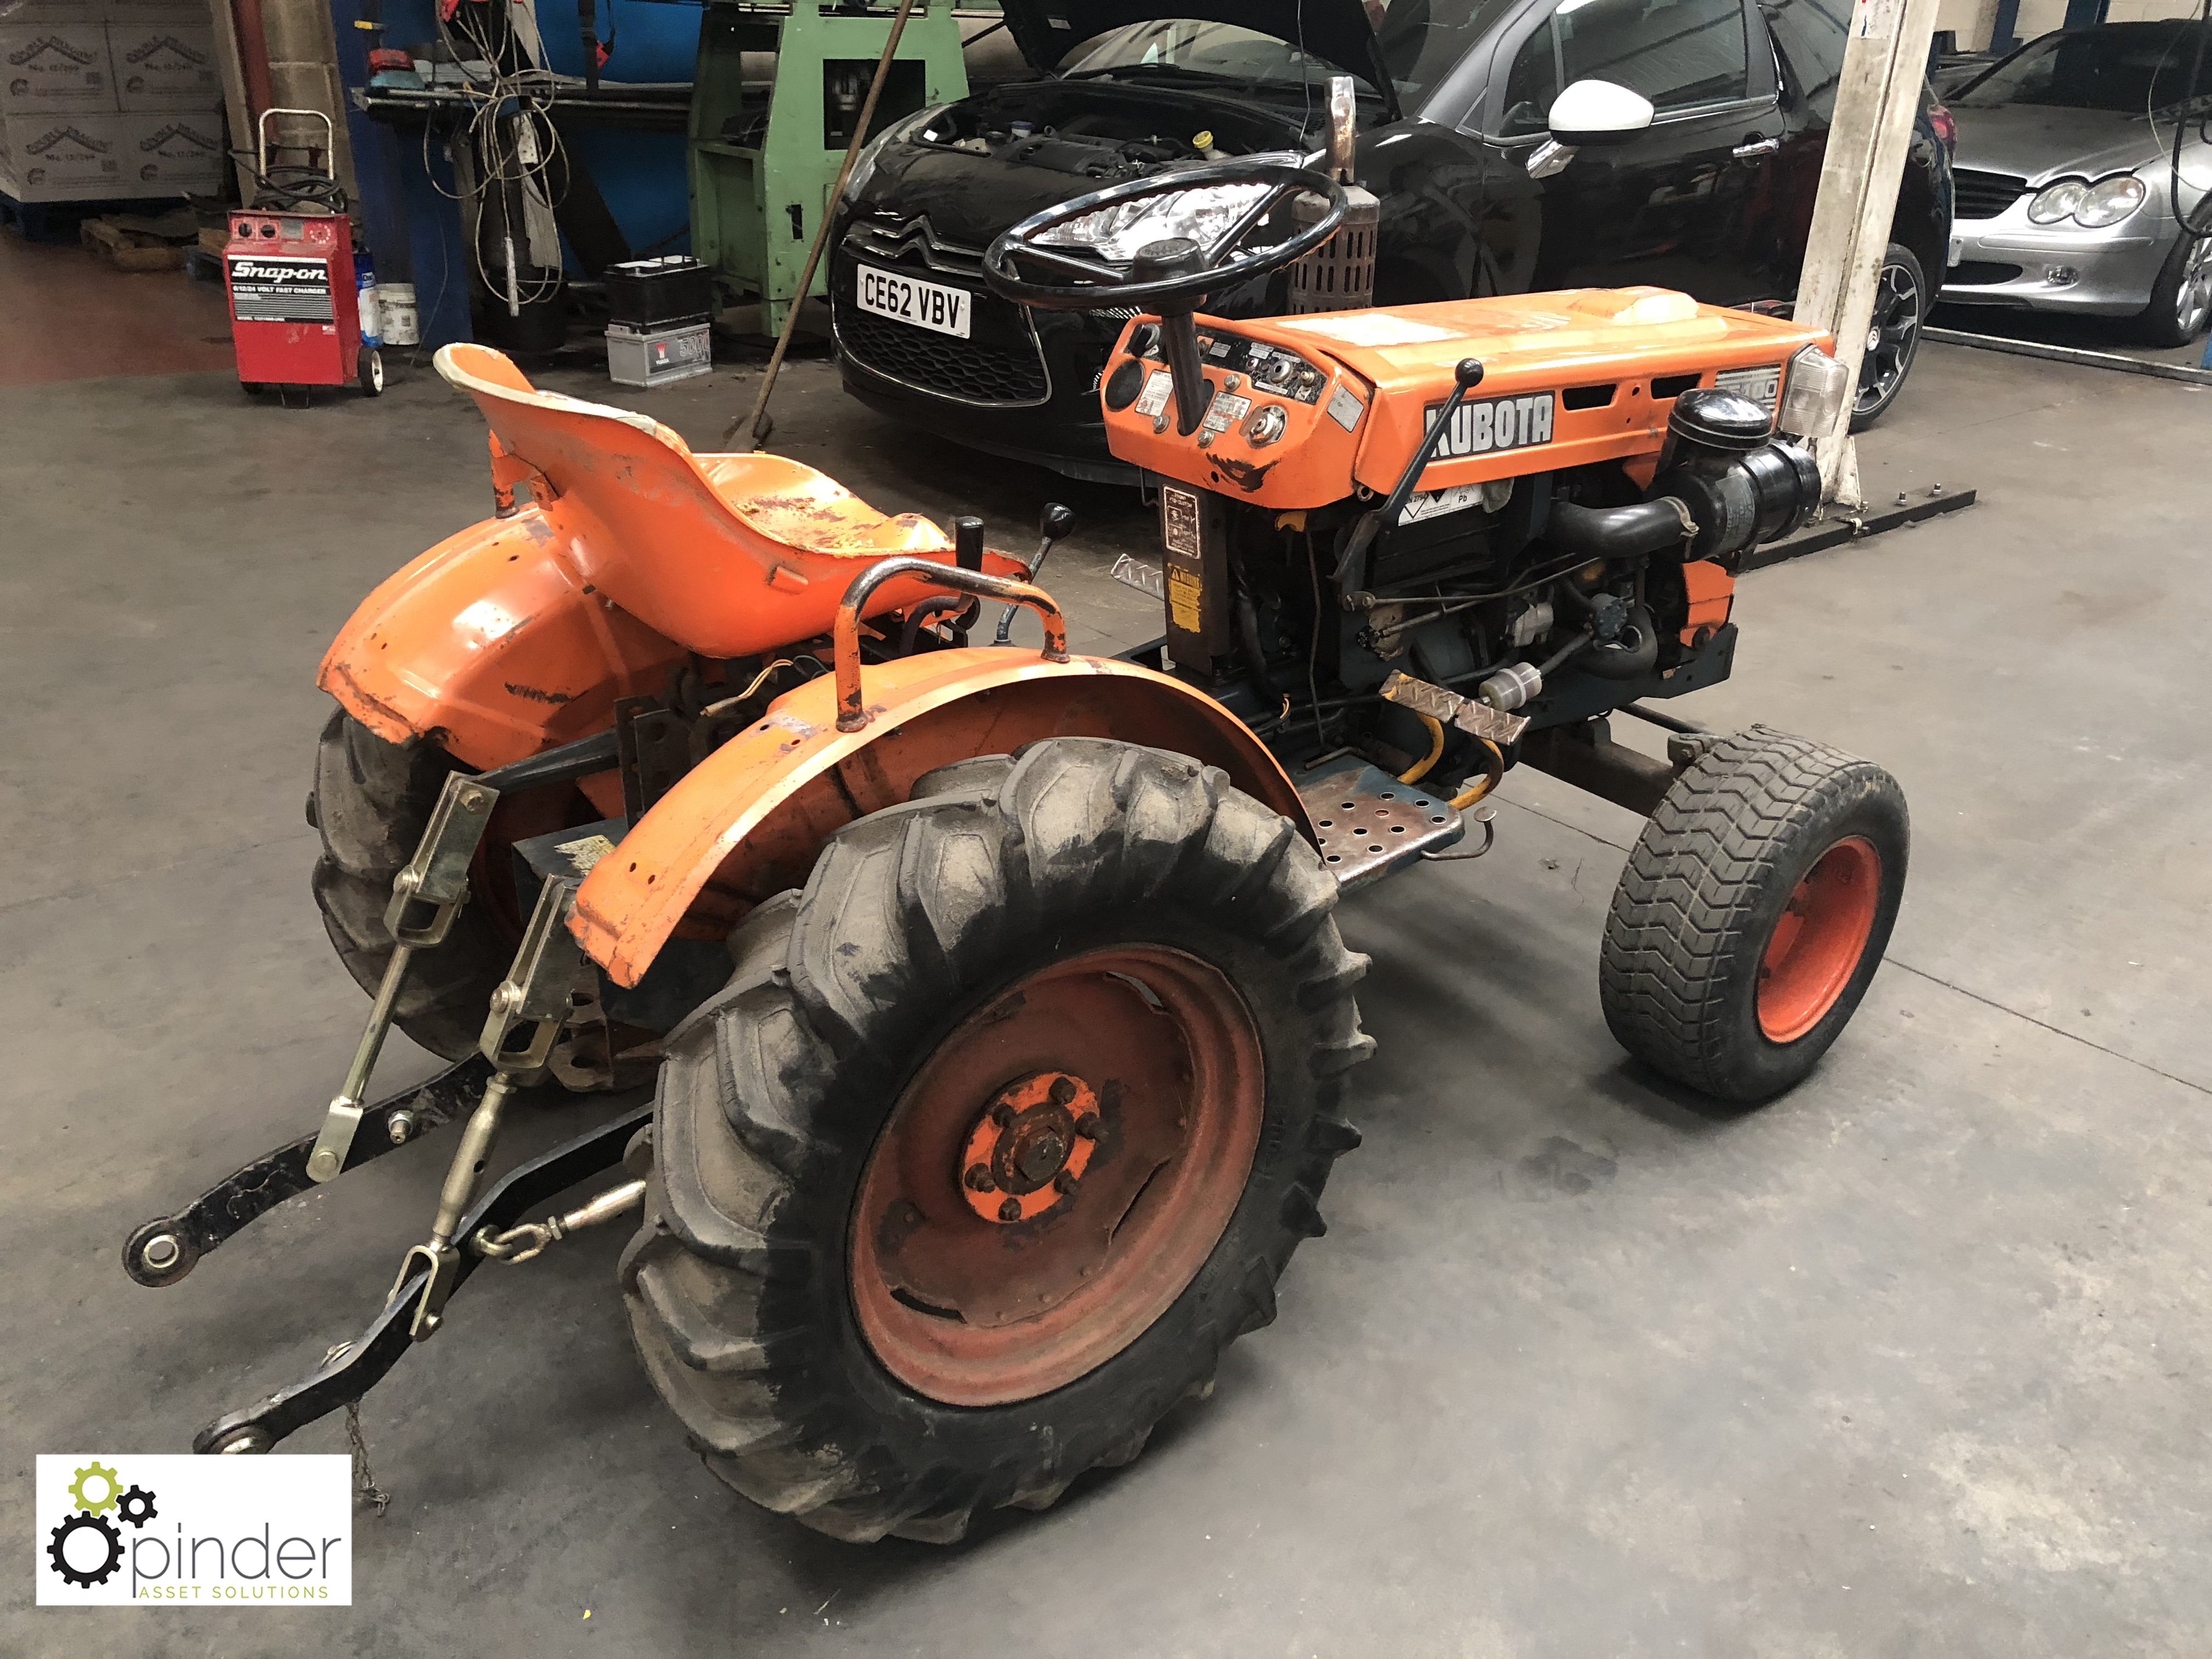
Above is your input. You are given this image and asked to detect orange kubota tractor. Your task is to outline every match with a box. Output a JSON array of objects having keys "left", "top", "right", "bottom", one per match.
[{"left": 131, "top": 156, "right": 1906, "bottom": 1544}]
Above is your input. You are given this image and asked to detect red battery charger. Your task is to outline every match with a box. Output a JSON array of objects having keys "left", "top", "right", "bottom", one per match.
[{"left": 224, "top": 110, "right": 383, "bottom": 400}]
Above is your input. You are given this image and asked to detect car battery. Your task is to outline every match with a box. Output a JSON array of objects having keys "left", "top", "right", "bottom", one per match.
[
  {"left": 224, "top": 206, "right": 380, "bottom": 396},
  {"left": 606, "top": 320, "right": 713, "bottom": 388},
  {"left": 603, "top": 255, "right": 714, "bottom": 331}
]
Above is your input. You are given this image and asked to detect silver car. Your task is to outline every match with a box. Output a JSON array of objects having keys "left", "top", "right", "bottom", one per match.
[{"left": 1942, "top": 21, "right": 2212, "bottom": 344}]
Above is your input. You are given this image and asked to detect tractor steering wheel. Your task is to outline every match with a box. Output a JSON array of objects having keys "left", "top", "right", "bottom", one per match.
[
  {"left": 984, "top": 160, "right": 1347, "bottom": 436},
  {"left": 981, "top": 159, "right": 1347, "bottom": 312}
]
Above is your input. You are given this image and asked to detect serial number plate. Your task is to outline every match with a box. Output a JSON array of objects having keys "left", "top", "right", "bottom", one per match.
[{"left": 855, "top": 266, "right": 970, "bottom": 338}]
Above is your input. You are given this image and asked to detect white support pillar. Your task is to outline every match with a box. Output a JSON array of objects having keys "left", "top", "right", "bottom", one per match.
[{"left": 1794, "top": 0, "right": 1944, "bottom": 514}]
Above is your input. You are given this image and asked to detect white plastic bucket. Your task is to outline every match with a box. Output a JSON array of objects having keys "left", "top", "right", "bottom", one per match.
[{"left": 381, "top": 282, "right": 419, "bottom": 346}]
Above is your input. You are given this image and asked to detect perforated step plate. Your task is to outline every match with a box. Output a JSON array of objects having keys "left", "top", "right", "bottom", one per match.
[{"left": 1294, "top": 763, "right": 1464, "bottom": 891}]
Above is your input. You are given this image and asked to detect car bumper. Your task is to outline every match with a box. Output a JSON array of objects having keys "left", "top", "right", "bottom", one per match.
[
  {"left": 830, "top": 232, "right": 1133, "bottom": 483},
  {"left": 1940, "top": 211, "right": 2176, "bottom": 317}
]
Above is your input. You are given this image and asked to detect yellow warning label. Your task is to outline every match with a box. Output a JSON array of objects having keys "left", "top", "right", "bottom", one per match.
[{"left": 1167, "top": 567, "right": 1204, "bottom": 634}]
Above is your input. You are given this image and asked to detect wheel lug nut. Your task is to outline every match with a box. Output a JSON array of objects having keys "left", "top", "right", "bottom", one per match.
[
  {"left": 1048, "top": 1076, "right": 1077, "bottom": 1106},
  {"left": 1053, "top": 1170, "right": 1078, "bottom": 1195},
  {"left": 997, "top": 1197, "right": 1023, "bottom": 1223},
  {"left": 963, "top": 1163, "right": 996, "bottom": 1193},
  {"left": 1074, "top": 1112, "right": 1101, "bottom": 1139},
  {"left": 990, "top": 1102, "right": 1015, "bottom": 1128}
]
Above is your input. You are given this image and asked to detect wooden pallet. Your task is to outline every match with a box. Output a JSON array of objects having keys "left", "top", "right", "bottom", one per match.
[{"left": 0, "top": 190, "right": 187, "bottom": 245}]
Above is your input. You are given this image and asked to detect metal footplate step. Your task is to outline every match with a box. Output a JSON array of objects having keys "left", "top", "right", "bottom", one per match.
[{"left": 1295, "top": 763, "right": 1465, "bottom": 890}]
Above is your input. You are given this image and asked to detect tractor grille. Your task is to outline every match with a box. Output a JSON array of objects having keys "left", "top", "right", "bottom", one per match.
[
  {"left": 1953, "top": 169, "right": 2030, "bottom": 221},
  {"left": 1946, "top": 260, "right": 2024, "bottom": 286},
  {"left": 836, "top": 214, "right": 1050, "bottom": 407}
]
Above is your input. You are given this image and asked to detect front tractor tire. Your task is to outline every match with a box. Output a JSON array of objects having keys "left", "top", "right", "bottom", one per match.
[
  {"left": 1599, "top": 727, "right": 1908, "bottom": 1103},
  {"left": 309, "top": 710, "right": 514, "bottom": 1060},
  {"left": 621, "top": 738, "right": 1373, "bottom": 1543}
]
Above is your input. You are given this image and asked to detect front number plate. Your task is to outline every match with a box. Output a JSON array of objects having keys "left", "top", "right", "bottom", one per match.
[{"left": 855, "top": 265, "right": 971, "bottom": 338}]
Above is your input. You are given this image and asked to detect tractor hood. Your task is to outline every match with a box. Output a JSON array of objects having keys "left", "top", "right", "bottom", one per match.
[{"left": 1001, "top": 0, "right": 1398, "bottom": 118}]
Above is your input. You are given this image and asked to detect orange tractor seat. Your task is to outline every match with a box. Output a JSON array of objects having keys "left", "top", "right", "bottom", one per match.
[{"left": 433, "top": 343, "right": 974, "bottom": 660}]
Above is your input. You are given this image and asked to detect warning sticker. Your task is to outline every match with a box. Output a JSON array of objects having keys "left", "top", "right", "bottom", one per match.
[
  {"left": 1133, "top": 370, "right": 1174, "bottom": 419},
  {"left": 1167, "top": 568, "right": 1204, "bottom": 633},
  {"left": 1161, "top": 486, "right": 1201, "bottom": 558},
  {"left": 1326, "top": 383, "right": 1364, "bottom": 432},
  {"left": 227, "top": 253, "right": 333, "bottom": 323},
  {"left": 551, "top": 833, "right": 618, "bottom": 876}
]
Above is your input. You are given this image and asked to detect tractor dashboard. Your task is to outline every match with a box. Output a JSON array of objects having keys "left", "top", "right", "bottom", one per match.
[{"left": 1099, "top": 290, "right": 1829, "bottom": 512}]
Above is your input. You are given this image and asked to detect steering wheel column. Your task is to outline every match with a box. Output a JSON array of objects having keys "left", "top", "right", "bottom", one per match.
[{"left": 1130, "top": 240, "right": 1215, "bottom": 437}]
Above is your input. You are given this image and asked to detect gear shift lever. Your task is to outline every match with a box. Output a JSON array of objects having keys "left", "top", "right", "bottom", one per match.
[{"left": 996, "top": 502, "right": 1077, "bottom": 645}]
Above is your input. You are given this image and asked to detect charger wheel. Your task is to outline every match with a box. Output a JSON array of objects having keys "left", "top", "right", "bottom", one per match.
[
  {"left": 1599, "top": 726, "right": 1908, "bottom": 1103},
  {"left": 621, "top": 738, "right": 1373, "bottom": 1543},
  {"left": 358, "top": 347, "right": 384, "bottom": 396}
]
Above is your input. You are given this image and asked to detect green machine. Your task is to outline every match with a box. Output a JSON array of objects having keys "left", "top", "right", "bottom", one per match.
[{"left": 689, "top": 1, "right": 971, "bottom": 335}]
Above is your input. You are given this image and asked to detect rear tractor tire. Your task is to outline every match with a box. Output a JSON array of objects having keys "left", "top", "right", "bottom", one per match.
[
  {"left": 1599, "top": 726, "right": 1908, "bottom": 1103},
  {"left": 308, "top": 710, "right": 515, "bottom": 1061},
  {"left": 621, "top": 737, "right": 1374, "bottom": 1543}
]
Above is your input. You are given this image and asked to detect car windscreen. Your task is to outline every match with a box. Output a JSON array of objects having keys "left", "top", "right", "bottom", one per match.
[
  {"left": 1066, "top": 21, "right": 1377, "bottom": 97},
  {"left": 1953, "top": 22, "right": 2212, "bottom": 115},
  {"left": 1065, "top": 1, "right": 1523, "bottom": 109},
  {"left": 1372, "top": 0, "right": 1526, "bottom": 108}
]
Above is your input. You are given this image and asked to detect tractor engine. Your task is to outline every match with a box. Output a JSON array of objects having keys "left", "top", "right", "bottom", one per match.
[{"left": 1097, "top": 294, "right": 1846, "bottom": 802}]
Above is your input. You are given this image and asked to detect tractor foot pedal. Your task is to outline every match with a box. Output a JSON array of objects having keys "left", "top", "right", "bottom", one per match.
[{"left": 1294, "top": 763, "right": 1464, "bottom": 891}]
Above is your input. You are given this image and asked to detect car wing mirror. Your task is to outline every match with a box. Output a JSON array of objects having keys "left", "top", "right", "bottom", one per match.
[{"left": 1527, "top": 78, "right": 1657, "bottom": 178}]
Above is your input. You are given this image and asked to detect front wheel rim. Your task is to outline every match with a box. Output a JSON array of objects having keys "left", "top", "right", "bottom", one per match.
[
  {"left": 1757, "top": 836, "right": 1882, "bottom": 1043},
  {"left": 851, "top": 944, "right": 1264, "bottom": 1407},
  {"left": 1856, "top": 262, "right": 1921, "bottom": 413},
  {"left": 2176, "top": 238, "right": 2212, "bottom": 335}
]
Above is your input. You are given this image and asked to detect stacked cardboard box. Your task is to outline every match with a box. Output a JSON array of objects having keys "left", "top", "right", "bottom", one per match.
[{"left": 0, "top": 0, "right": 223, "bottom": 203}]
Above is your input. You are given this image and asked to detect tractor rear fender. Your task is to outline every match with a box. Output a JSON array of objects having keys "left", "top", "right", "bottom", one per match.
[
  {"left": 572, "top": 648, "right": 1311, "bottom": 988},
  {"left": 318, "top": 506, "right": 686, "bottom": 772}
]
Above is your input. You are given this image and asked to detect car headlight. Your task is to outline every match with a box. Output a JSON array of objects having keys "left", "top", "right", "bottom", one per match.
[
  {"left": 1776, "top": 344, "right": 1850, "bottom": 442},
  {"left": 1034, "top": 177, "right": 1277, "bottom": 263},
  {"left": 840, "top": 104, "right": 950, "bottom": 205},
  {"left": 2074, "top": 173, "right": 2146, "bottom": 227},
  {"left": 2027, "top": 178, "right": 2087, "bottom": 224}
]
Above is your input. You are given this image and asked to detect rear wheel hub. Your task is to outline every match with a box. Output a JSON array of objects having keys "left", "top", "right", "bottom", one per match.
[
  {"left": 960, "top": 1071, "right": 1101, "bottom": 1224},
  {"left": 850, "top": 945, "right": 1263, "bottom": 1407}
]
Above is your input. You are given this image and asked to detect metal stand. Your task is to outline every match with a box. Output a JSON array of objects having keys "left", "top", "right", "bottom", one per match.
[{"left": 687, "top": 0, "right": 967, "bottom": 341}]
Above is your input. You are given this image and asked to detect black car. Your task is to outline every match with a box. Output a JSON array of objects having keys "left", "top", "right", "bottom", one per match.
[{"left": 831, "top": 0, "right": 1955, "bottom": 481}]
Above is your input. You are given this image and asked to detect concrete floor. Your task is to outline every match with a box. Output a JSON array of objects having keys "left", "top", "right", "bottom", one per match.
[{"left": 4, "top": 313, "right": 2210, "bottom": 1656}]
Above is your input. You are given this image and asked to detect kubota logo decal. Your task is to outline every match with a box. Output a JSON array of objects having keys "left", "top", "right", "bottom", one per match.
[{"left": 1422, "top": 391, "right": 1557, "bottom": 459}]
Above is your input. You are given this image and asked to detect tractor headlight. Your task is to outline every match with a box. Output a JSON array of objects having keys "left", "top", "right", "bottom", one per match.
[
  {"left": 1034, "top": 173, "right": 1280, "bottom": 262},
  {"left": 840, "top": 105, "right": 950, "bottom": 205},
  {"left": 2074, "top": 173, "right": 2146, "bottom": 227},
  {"left": 1776, "top": 344, "right": 1850, "bottom": 442}
]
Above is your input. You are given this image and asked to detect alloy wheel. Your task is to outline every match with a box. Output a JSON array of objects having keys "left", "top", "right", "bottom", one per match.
[
  {"left": 1855, "top": 258, "right": 1922, "bottom": 416},
  {"left": 2176, "top": 236, "right": 2212, "bottom": 338}
]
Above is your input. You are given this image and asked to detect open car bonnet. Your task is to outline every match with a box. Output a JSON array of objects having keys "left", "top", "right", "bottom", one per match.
[{"left": 999, "top": 0, "right": 1400, "bottom": 120}]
